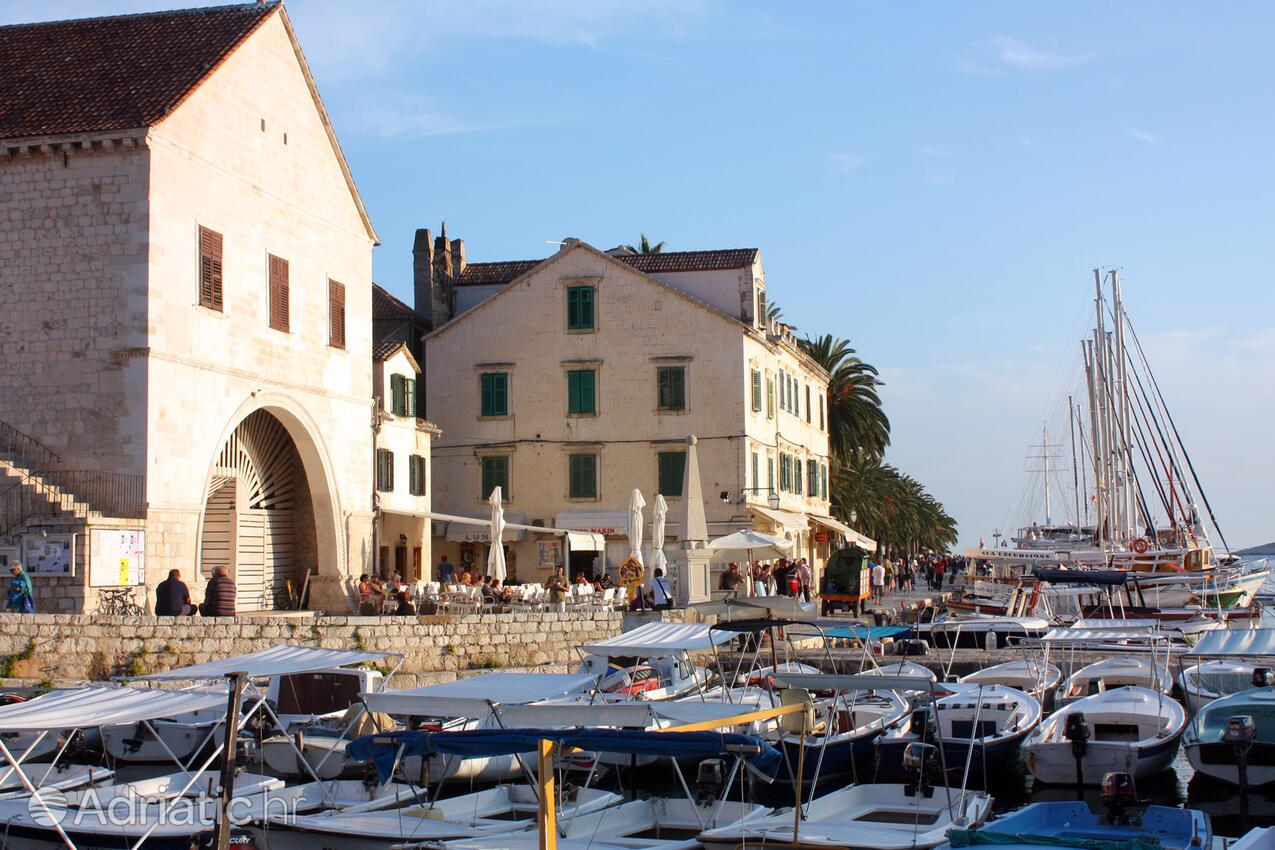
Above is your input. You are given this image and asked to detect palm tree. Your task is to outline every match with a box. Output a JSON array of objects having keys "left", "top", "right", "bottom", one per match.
[
  {"left": 623, "top": 234, "right": 666, "bottom": 254},
  {"left": 800, "top": 334, "right": 890, "bottom": 460}
]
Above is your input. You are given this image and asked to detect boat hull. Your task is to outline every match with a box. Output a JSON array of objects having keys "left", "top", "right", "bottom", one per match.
[
  {"left": 1186, "top": 741, "right": 1275, "bottom": 787},
  {"left": 1024, "top": 732, "right": 1182, "bottom": 785},
  {"left": 875, "top": 728, "right": 1030, "bottom": 780},
  {"left": 778, "top": 727, "right": 883, "bottom": 784}
]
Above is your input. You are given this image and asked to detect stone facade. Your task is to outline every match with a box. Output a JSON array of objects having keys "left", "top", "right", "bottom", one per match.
[
  {"left": 423, "top": 241, "right": 837, "bottom": 588},
  {"left": 373, "top": 344, "right": 436, "bottom": 581},
  {"left": 0, "top": 8, "right": 379, "bottom": 612},
  {"left": 0, "top": 611, "right": 625, "bottom": 688}
]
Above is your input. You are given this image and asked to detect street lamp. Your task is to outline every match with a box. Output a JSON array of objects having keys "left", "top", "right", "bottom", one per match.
[{"left": 738, "top": 487, "right": 782, "bottom": 511}]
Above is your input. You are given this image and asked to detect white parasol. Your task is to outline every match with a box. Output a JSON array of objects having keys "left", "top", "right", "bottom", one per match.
[
  {"left": 650, "top": 494, "right": 668, "bottom": 569},
  {"left": 486, "top": 486, "right": 506, "bottom": 582},
  {"left": 627, "top": 488, "right": 647, "bottom": 566}
]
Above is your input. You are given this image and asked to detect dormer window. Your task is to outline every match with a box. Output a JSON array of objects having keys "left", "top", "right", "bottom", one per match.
[{"left": 756, "top": 288, "right": 767, "bottom": 328}]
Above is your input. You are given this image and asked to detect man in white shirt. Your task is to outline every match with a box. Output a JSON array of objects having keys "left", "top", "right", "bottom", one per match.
[
  {"left": 651, "top": 567, "right": 673, "bottom": 610},
  {"left": 870, "top": 560, "right": 886, "bottom": 602}
]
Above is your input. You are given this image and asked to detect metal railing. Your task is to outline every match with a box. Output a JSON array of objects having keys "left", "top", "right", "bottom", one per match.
[{"left": 0, "top": 420, "right": 145, "bottom": 535}]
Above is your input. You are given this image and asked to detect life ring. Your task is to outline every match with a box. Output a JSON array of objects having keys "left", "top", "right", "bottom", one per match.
[{"left": 1131, "top": 538, "right": 1149, "bottom": 554}]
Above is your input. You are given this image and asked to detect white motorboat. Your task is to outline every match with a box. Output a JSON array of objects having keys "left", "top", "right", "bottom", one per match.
[
  {"left": 0, "top": 730, "right": 60, "bottom": 765},
  {"left": 699, "top": 782, "right": 993, "bottom": 850},
  {"left": 859, "top": 661, "right": 937, "bottom": 700},
  {"left": 1055, "top": 656, "right": 1171, "bottom": 707},
  {"left": 917, "top": 615, "right": 1052, "bottom": 649},
  {"left": 430, "top": 797, "right": 773, "bottom": 850},
  {"left": 257, "top": 784, "right": 621, "bottom": 850},
  {"left": 61, "top": 769, "right": 282, "bottom": 808},
  {"left": 1184, "top": 683, "right": 1275, "bottom": 787},
  {"left": 100, "top": 706, "right": 225, "bottom": 763},
  {"left": 576, "top": 621, "right": 732, "bottom": 702},
  {"left": 1023, "top": 686, "right": 1185, "bottom": 785},
  {"left": 876, "top": 684, "right": 1041, "bottom": 780},
  {"left": 958, "top": 659, "right": 1062, "bottom": 706},
  {"left": 1179, "top": 659, "right": 1265, "bottom": 713},
  {"left": 0, "top": 763, "right": 113, "bottom": 798}
]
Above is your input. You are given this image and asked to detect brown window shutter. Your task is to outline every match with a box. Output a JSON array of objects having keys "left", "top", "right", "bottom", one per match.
[
  {"left": 329, "top": 280, "right": 346, "bottom": 349},
  {"left": 198, "top": 227, "right": 223, "bottom": 311},
  {"left": 269, "top": 255, "right": 290, "bottom": 332}
]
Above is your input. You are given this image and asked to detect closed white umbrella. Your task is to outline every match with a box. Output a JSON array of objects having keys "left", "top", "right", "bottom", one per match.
[
  {"left": 650, "top": 494, "right": 669, "bottom": 570},
  {"left": 627, "top": 488, "right": 647, "bottom": 566},
  {"left": 487, "top": 486, "right": 506, "bottom": 582}
]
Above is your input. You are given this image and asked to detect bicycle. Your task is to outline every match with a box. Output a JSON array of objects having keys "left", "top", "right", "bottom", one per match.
[{"left": 95, "top": 587, "right": 145, "bottom": 616}]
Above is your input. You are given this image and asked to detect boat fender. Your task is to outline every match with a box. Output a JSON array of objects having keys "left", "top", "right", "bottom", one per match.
[{"left": 1132, "top": 538, "right": 1149, "bottom": 554}]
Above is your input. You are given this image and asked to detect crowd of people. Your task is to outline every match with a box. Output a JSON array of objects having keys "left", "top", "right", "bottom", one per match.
[
  {"left": 716, "top": 557, "right": 814, "bottom": 601},
  {"left": 867, "top": 552, "right": 971, "bottom": 600}
]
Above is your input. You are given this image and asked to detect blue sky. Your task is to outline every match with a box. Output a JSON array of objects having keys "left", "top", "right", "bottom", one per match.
[{"left": 14, "top": 1, "right": 1275, "bottom": 549}]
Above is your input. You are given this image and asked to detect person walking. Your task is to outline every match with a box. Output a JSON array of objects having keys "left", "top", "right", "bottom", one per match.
[
  {"left": 544, "top": 567, "right": 569, "bottom": 612},
  {"left": 651, "top": 568, "right": 673, "bottom": 610},
  {"left": 6, "top": 562, "right": 33, "bottom": 613},
  {"left": 200, "top": 566, "right": 236, "bottom": 617},
  {"left": 437, "top": 554, "right": 455, "bottom": 586},
  {"left": 155, "top": 569, "right": 195, "bottom": 616},
  {"left": 796, "top": 558, "right": 812, "bottom": 602},
  {"left": 870, "top": 559, "right": 885, "bottom": 603},
  {"left": 719, "top": 563, "right": 742, "bottom": 596}
]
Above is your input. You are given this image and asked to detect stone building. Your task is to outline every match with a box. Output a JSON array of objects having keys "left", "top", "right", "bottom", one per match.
[
  {"left": 0, "top": 3, "right": 378, "bottom": 612},
  {"left": 421, "top": 235, "right": 863, "bottom": 589}
]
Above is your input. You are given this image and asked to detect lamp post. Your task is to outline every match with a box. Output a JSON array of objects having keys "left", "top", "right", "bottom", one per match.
[{"left": 738, "top": 487, "right": 782, "bottom": 511}]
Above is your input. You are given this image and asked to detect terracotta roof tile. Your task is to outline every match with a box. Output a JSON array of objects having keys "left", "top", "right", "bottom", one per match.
[
  {"left": 372, "top": 340, "right": 405, "bottom": 361},
  {"left": 0, "top": 3, "right": 277, "bottom": 140},
  {"left": 458, "top": 248, "right": 758, "bottom": 287},
  {"left": 372, "top": 283, "right": 424, "bottom": 322}
]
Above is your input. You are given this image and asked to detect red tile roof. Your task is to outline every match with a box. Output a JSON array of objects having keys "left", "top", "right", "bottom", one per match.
[
  {"left": 458, "top": 248, "right": 758, "bottom": 287},
  {"left": 0, "top": 3, "right": 277, "bottom": 140},
  {"left": 372, "top": 283, "right": 425, "bottom": 322}
]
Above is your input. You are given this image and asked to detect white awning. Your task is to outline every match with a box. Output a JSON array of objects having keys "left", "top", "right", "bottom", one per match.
[
  {"left": 361, "top": 673, "right": 597, "bottom": 718},
  {"left": 497, "top": 699, "right": 766, "bottom": 728},
  {"left": 566, "top": 531, "right": 605, "bottom": 552},
  {"left": 445, "top": 513, "right": 529, "bottom": 543},
  {"left": 809, "top": 515, "right": 877, "bottom": 551},
  {"left": 1038, "top": 628, "right": 1162, "bottom": 643},
  {"left": 580, "top": 622, "right": 734, "bottom": 657},
  {"left": 555, "top": 511, "right": 629, "bottom": 536},
  {"left": 134, "top": 645, "right": 396, "bottom": 681},
  {"left": 750, "top": 505, "right": 808, "bottom": 534},
  {"left": 1187, "top": 628, "right": 1275, "bottom": 657},
  {"left": 0, "top": 686, "right": 228, "bottom": 732}
]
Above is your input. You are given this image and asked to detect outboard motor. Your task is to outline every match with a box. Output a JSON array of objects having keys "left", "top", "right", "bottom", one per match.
[
  {"left": 1226, "top": 713, "right": 1257, "bottom": 829},
  {"left": 902, "top": 741, "right": 940, "bottom": 798},
  {"left": 1064, "top": 712, "right": 1089, "bottom": 793},
  {"left": 1101, "top": 772, "right": 1137, "bottom": 825},
  {"left": 1252, "top": 668, "right": 1274, "bottom": 688},
  {"left": 695, "top": 759, "right": 726, "bottom": 806}
]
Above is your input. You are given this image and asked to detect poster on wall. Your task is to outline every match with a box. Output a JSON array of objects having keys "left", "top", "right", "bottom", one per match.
[
  {"left": 0, "top": 546, "right": 20, "bottom": 570},
  {"left": 89, "top": 529, "right": 146, "bottom": 587},
  {"left": 22, "top": 535, "right": 75, "bottom": 576},
  {"left": 537, "top": 540, "right": 562, "bottom": 572}
]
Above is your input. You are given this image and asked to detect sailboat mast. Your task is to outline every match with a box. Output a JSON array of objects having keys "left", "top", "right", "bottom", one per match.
[
  {"left": 1112, "top": 271, "right": 1136, "bottom": 541},
  {"left": 1042, "top": 421, "right": 1052, "bottom": 525},
  {"left": 1092, "top": 269, "right": 1110, "bottom": 547},
  {"left": 1069, "top": 395, "right": 1081, "bottom": 530},
  {"left": 1083, "top": 338, "right": 1104, "bottom": 547}
]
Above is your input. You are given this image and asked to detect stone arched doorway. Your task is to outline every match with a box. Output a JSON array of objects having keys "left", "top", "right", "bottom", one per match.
[{"left": 198, "top": 409, "right": 319, "bottom": 610}]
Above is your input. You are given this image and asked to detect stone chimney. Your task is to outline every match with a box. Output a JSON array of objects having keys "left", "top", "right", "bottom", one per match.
[
  {"left": 412, "top": 227, "right": 435, "bottom": 319},
  {"left": 412, "top": 222, "right": 468, "bottom": 329}
]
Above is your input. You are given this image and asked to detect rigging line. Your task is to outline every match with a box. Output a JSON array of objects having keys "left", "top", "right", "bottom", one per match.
[
  {"left": 1124, "top": 317, "right": 1230, "bottom": 554},
  {"left": 1125, "top": 358, "right": 1187, "bottom": 528},
  {"left": 1124, "top": 383, "right": 1175, "bottom": 531},
  {"left": 1095, "top": 363, "right": 1155, "bottom": 538}
]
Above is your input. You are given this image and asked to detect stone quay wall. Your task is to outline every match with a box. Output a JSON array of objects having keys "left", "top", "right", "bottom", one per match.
[{"left": 0, "top": 611, "right": 630, "bottom": 687}]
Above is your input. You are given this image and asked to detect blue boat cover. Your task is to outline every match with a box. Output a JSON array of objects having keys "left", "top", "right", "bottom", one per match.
[
  {"left": 816, "top": 625, "right": 913, "bottom": 640},
  {"left": 347, "top": 728, "right": 782, "bottom": 782},
  {"left": 1034, "top": 568, "right": 1127, "bottom": 586},
  {"left": 948, "top": 830, "right": 1160, "bottom": 850}
]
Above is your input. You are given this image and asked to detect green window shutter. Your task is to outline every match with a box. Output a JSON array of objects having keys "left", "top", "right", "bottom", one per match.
[
  {"left": 751, "top": 452, "right": 759, "bottom": 489},
  {"left": 822, "top": 464, "right": 828, "bottom": 500},
  {"left": 809, "top": 460, "right": 819, "bottom": 496},
  {"left": 404, "top": 378, "right": 416, "bottom": 420},
  {"left": 767, "top": 458, "right": 775, "bottom": 491},
  {"left": 569, "top": 454, "right": 597, "bottom": 499},
  {"left": 751, "top": 370, "right": 762, "bottom": 412},
  {"left": 568, "top": 370, "right": 596, "bottom": 414},
  {"left": 377, "top": 449, "right": 394, "bottom": 492},
  {"left": 778, "top": 370, "right": 785, "bottom": 411},
  {"left": 657, "top": 367, "right": 685, "bottom": 411},
  {"left": 567, "top": 285, "right": 595, "bottom": 330},
  {"left": 766, "top": 378, "right": 775, "bottom": 418},
  {"left": 481, "top": 373, "right": 509, "bottom": 417},
  {"left": 795, "top": 459, "right": 803, "bottom": 495},
  {"left": 482, "top": 456, "right": 509, "bottom": 499},
  {"left": 658, "top": 451, "right": 686, "bottom": 497},
  {"left": 390, "top": 374, "right": 405, "bottom": 416}
]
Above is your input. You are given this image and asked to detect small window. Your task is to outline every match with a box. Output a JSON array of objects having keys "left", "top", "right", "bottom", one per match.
[
  {"left": 328, "top": 280, "right": 346, "bottom": 349},
  {"left": 390, "top": 374, "right": 413, "bottom": 417},
  {"left": 821, "top": 463, "right": 828, "bottom": 500},
  {"left": 750, "top": 369, "right": 762, "bottom": 412},
  {"left": 569, "top": 453, "right": 598, "bottom": 499},
  {"left": 409, "top": 454, "right": 427, "bottom": 496},
  {"left": 767, "top": 457, "right": 775, "bottom": 492},
  {"left": 376, "top": 448, "right": 394, "bottom": 492},
  {"left": 480, "top": 372, "right": 509, "bottom": 417},
  {"left": 481, "top": 456, "right": 509, "bottom": 499},
  {"left": 805, "top": 385, "right": 811, "bottom": 423},
  {"left": 778, "top": 369, "right": 786, "bottom": 411},
  {"left": 658, "top": 451, "right": 686, "bottom": 497},
  {"left": 198, "top": 226, "right": 223, "bottom": 311},
  {"left": 268, "top": 254, "right": 289, "bottom": 332},
  {"left": 819, "top": 395, "right": 825, "bottom": 431},
  {"left": 751, "top": 452, "right": 760, "bottom": 490},
  {"left": 795, "top": 458, "right": 803, "bottom": 495},
  {"left": 567, "top": 369, "right": 596, "bottom": 415},
  {"left": 766, "top": 377, "right": 775, "bottom": 419},
  {"left": 566, "top": 285, "right": 595, "bottom": 331},
  {"left": 657, "top": 366, "right": 686, "bottom": 412},
  {"left": 809, "top": 460, "right": 820, "bottom": 496},
  {"left": 757, "top": 289, "right": 766, "bottom": 327}
]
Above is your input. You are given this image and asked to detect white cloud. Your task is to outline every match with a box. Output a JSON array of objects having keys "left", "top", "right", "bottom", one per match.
[
  {"left": 992, "top": 35, "right": 1091, "bottom": 71},
  {"left": 341, "top": 93, "right": 519, "bottom": 139},
  {"left": 826, "top": 153, "right": 865, "bottom": 175},
  {"left": 1129, "top": 128, "right": 1163, "bottom": 145}
]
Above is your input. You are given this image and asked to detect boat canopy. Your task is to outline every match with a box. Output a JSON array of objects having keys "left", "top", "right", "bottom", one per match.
[
  {"left": 579, "top": 622, "right": 734, "bottom": 656},
  {"left": 799, "top": 624, "right": 913, "bottom": 640},
  {"left": 1072, "top": 618, "right": 1163, "bottom": 630},
  {"left": 1038, "top": 628, "right": 1162, "bottom": 643},
  {"left": 131, "top": 644, "right": 397, "bottom": 681},
  {"left": 1186, "top": 628, "right": 1275, "bottom": 658},
  {"left": 1034, "top": 568, "right": 1128, "bottom": 586},
  {"left": 776, "top": 673, "right": 938, "bottom": 693},
  {"left": 0, "top": 686, "right": 226, "bottom": 732},
  {"left": 360, "top": 672, "right": 597, "bottom": 717},
  {"left": 347, "top": 728, "right": 782, "bottom": 783},
  {"left": 496, "top": 699, "right": 766, "bottom": 728}
]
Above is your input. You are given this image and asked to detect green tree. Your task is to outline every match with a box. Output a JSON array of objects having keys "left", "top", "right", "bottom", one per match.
[
  {"left": 623, "top": 234, "right": 666, "bottom": 254},
  {"left": 799, "top": 334, "right": 890, "bottom": 460}
]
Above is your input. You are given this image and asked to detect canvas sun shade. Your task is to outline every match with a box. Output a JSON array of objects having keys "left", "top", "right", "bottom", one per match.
[
  {"left": 133, "top": 644, "right": 395, "bottom": 681},
  {"left": 360, "top": 672, "right": 598, "bottom": 718},
  {"left": 579, "top": 621, "right": 734, "bottom": 657},
  {"left": 0, "top": 686, "right": 227, "bottom": 732},
  {"left": 1186, "top": 628, "right": 1275, "bottom": 658}
]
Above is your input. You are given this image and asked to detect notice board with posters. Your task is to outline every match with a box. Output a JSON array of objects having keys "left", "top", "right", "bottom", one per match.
[
  {"left": 89, "top": 528, "right": 146, "bottom": 587},
  {"left": 22, "top": 535, "right": 75, "bottom": 576},
  {"left": 537, "top": 540, "right": 562, "bottom": 572}
]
